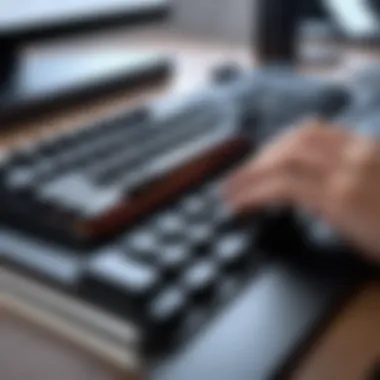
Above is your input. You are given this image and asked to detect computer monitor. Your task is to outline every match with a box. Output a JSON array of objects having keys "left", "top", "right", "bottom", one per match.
[
  {"left": 322, "top": 0, "right": 380, "bottom": 41},
  {"left": 0, "top": 0, "right": 172, "bottom": 122}
]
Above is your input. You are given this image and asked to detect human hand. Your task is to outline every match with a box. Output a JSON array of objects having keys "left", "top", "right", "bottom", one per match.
[{"left": 224, "top": 119, "right": 380, "bottom": 262}]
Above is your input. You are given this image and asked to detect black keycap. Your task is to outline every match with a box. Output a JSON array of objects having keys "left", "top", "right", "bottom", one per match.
[
  {"left": 6, "top": 158, "right": 58, "bottom": 194},
  {"left": 55, "top": 130, "right": 80, "bottom": 151},
  {"left": 155, "top": 211, "right": 185, "bottom": 241},
  {"left": 34, "top": 159, "right": 58, "bottom": 180},
  {"left": 148, "top": 288, "right": 187, "bottom": 331},
  {"left": 39, "top": 173, "right": 123, "bottom": 218},
  {"left": 6, "top": 165, "right": 35, "bottom": 191},
  {"left": 181, "top": 195, "right": 207, "bottom": 221},
  {"left": 87, "top": 250, "right": 160, "bottom": 300},
  {"left": 90, "top": 144, "right": 142, "bottom": 185},
  {"left": 214, "top": 204, "right": 240, "bottom": 233},
  {"left": 202, "top": 181, "right": 222, "bottom": 203},
  {"left": 215, "top": 232, "right": 250, "bottom": 270},
  {"left": 212, "top": 197, "right": 234, "bottom": 222},
  {"left": 159, "top": 243, "right": 190, "bottom": 278},
  {"left": 140, "top": 113, "right": 216, "bottom": 164},
  {"left": 54, "top": 150, "right": 78, "bottom": 171},
  {"left": 9, "top": 146, "right": 39, "bottom": 166},
  {"left": 126, "top": 229, "right": 159, "bottom": 263},
  {"left": 110, "top": 107, "right": 150, "bottom": 132},
  {"left": 187, "top": 224, "right": 214, "bottom": 255},
  {"left": 37, "top": 137, "right": 62, "bottom": 157},
  {"left": 182, "top": 260, "right": 218, "bottom": 302}
]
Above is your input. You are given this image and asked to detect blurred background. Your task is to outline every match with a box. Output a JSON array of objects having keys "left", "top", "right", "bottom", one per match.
[
  {"left": 1, "top": 0, "right": 379, "bottom": 144},
  {"left": 4, "top": 1, "right": 380, "bottom": 380}
]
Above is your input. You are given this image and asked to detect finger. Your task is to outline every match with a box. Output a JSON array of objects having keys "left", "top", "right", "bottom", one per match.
[
  {"left": 226, "top": 124, "right": 349, "bottom": 196},
  {"left": 225, "top": 145, "right": 334, "bottom": 201},
  {"left": 270, "top": 119, "right": 351, "bottom": 158},
  {"left": 227, "top": 172, "right": 325, "bottom": 214},
  {"left": 342, "top": 135, "right": 380, "bottom": 173},
  {"left": 303, "top": 122, "right": 352, "bottom": 150}
]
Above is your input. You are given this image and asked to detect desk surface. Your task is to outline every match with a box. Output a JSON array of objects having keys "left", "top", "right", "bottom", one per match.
[
  {"left": 1, "top": 30, "right": 380, "bottom": 380},
  {"left": 1, "top": 307, "right": 130, "bottom": 380}
]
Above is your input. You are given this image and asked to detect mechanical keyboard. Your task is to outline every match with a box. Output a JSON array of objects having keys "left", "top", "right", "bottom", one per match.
[
  {"left": 0, "top": 93, "right": 248, "bottom": 247},
  {"left": 0, "top": 69, "right": 349, "bottom": 247},
  {"left": 2, "top": 68, "right": 363, "bottom": 380}
]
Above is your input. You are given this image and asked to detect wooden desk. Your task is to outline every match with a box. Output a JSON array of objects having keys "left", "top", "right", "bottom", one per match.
[
  {"left": 2, "top": 31, "right": 380, "bottom": 380},
  {"left": 1, "top": 307, "right": 131, "bottom": 380}
]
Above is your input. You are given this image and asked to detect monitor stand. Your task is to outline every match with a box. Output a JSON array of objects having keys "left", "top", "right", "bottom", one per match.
[{"left": 0, "top": 37, "right": 172, "bottom": 123}]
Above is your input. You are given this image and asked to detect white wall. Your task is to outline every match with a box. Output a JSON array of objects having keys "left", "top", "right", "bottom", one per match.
[{"left": 171, "top": 0, "right": 254, "bottom": 44}]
